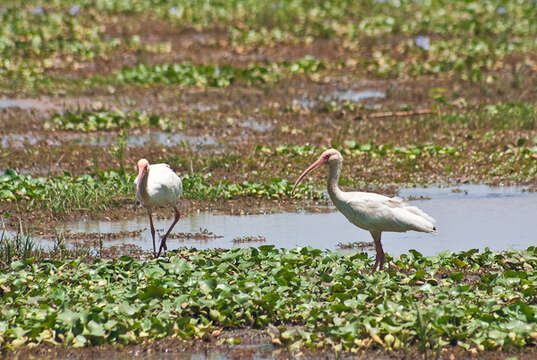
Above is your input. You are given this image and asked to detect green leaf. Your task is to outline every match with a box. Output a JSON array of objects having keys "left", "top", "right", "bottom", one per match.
[
  {"left": 57, "top": 309, "right": 78, "bottom": 327},
  {"left": 86, "top": 321, "right": 106, "bottom": 338},
  {"left": 73, "top": 335, "right": 87, "bottom": 348},
  {"left": 119, "top": 302, "right": 137, "bottom": 316},
  {"left": 449, "top": 272, "right": 464, "bottom": 282},
  {"left": 10, "top": 261, "right": 25, "bottom": 271}
]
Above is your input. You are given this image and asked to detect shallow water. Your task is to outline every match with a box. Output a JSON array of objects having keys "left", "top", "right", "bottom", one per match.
[
  {"left": 292, "top": 97, "right": 318, "bottom": 109},
  {"left": 154, "top": 344, "right": 274, "bottom": 360},
  {"left": 0, "top": 98, "right": 58, "bottom": 111},
  {"left": 51, "top": 344, "right": 276, "bottom": 360},
  {"left": 0, "top": 131, "right": 217, "bottom": 149},
  {"left": 191, "top": 103, "right": 219, "bottom": 112},
  {"left": 293, "top": 89, "right": 386, "bottom": 109},
  {"left": 240, "top": 118, "right": 273, "bottom": 132},
  {"left": 0, "top": 133, "right": 60, "bottom": 148},
  {"left": 46, "top": 185, "right": 537, "bottom": 256},
  {"left": 69, "top": 131, "right": 217, "bottom": 148},
  {"left": 325, "top": 89, "right": 385, "bottom": 102},
  {"left": 1, "top": 133, "right": 40, "bottom": 148}
]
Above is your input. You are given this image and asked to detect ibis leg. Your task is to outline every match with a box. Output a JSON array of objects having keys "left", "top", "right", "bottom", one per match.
[
  {"left": 157, "top": 206, "right": 180, "bottom": 257},
  {"left": 370, "top": 231, "right": 385, "bottom": 270},
  {"left": 148, "top": 210, "right": 156, "bottom": 257}
]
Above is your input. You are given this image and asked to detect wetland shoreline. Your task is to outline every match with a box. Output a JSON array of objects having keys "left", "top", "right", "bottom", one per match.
[{"left": 2, "top": 0, "right": 537, "bottom": 357}]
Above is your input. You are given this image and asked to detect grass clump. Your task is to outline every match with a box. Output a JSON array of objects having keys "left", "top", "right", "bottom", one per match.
[
  {"left": 257, "top": 142, "right": 461, "bottom": 160},
  {"left": 0, "top": 223, "right": 81, "bottom": 268},
  {"left": 45, "top": 110, "right": 173, "bottom": 132},
  {"left": 0, "top": 224, "right": 36, "bottom": 268},
  {"left": 440, "top": 103, "right": 537, "bottom": 130},
  {"left": 183, "top": 173, "right": 321, "bottom": 200},
  {"left": 1, "top": 246, "right": 537, "bottom": 353},
  {"left": 0, "top": 169, "right": 133, "bottom": 214},
  {"left": 0, "top": 169, "right": 322, "bottom": 214}
]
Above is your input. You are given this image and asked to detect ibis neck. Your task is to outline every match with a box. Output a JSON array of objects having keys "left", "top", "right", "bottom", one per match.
[
  {"left": 137, "top": 169, "right": 150, "bottom": 203},
  {"left": 327, "top": 160, "right": 344, "bottom": 201}
]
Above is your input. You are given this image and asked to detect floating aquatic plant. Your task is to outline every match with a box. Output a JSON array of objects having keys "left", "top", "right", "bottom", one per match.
[{"left": 0, "top": 246, "right": 536, "bottom": 352}]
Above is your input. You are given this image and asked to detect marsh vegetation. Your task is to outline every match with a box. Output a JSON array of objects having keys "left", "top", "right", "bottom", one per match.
[{"left": 2, "top": 0, "right": 537, "bottom": 358}]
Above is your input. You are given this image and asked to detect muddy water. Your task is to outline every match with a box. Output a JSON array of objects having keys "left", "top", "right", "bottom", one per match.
[{"left": 47, "top": 185, "right": 537, "bottom": 256}]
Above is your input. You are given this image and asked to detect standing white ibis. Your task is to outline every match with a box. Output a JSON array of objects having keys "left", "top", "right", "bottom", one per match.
[
  {"left": 134, "top": 159, "right": 182, "bottom": 257},
  {"left": 292, "top": 149, "right": 436, "bottom": 270}
]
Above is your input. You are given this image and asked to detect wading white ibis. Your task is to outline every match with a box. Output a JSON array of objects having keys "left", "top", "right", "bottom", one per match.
[
  {"left": 134, "top": 159, "right": 182, "bottom": 257},
  {"left": 292, "top": 149, "right": 436, "bottom": 270}
]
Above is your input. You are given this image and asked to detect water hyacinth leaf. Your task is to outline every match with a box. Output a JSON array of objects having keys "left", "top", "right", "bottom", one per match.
[
  {"left": 57, "top": 310, "right": 78, "bottom": 327},
  {"left": 73, "top": 335, "right": 87, "bottom": 348},
  {"left": 449, "top": 272, "right": 464, "bottom": 282},
  {"left": 200, "top": 279, "right": 217, "bottom": 293},
  {"left": 85, "top": 321, "right": 106, "bottom": 338},
  {"left": 119, "top": 302, "right": 137, "bottom": 316},
  {"left": 0, "top": 190, "right": 15, "bottom": 200},
  {"left": 10, "top": 261, "right": 25, "bottom": 271},
  {"left": 139, "top": 284, "right": 168, "bottom": 300},
  {"left": 515, "top": 301, "right": 536, "bottom": 322},
  {"left": 0, "top": 322, "right": 8, "bottom": 336},
  {"left": 2, "top": 244, "right": 537, "bottom": 352},
  {"left": 413, "top": 269, "right": 426, "bottom": 281}
]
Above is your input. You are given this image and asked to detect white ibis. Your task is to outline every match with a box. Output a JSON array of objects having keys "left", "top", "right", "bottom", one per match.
[
  {"left": 292, "top": 149, "right": 436, "bottom": 270},
  {"left": 134, "top": 159, "right": 183, "bottom": 257}
]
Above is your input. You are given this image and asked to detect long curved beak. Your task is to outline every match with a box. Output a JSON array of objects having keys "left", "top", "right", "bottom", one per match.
[
  {"left": 292, "top": 157, "right": 326, "bottom": 194},
  {"left": 136, "top": 165, "right": 147, "bottom": 194}
]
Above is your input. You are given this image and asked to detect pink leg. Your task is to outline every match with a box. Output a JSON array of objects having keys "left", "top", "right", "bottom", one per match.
[
  {"left": 370, "top": 231, "right": 385, "bottom": 270},
  {"left": 148, "top": 209, "right": 156, "bottom": 257},
  {"left": 156, "top": 206, "right": 180, "bottom": 258}
]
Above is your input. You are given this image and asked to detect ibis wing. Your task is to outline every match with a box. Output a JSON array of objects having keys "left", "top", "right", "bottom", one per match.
[
  {"left": 147, "top": 164, "right": 183, "bottom": 200},
  {"left": 343, "top": 192, "right": 435, "bottom": 233}
]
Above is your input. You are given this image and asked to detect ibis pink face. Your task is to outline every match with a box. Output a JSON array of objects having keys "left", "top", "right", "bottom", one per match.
[
  {"left": 292, "top": 149, "right": 342, "bottom": 193},
  {"left": 137, "top": 158, "right": 150, "bottom": 182},
  {"left": 137, "top": 159, "right": 149, "bottom": 192}
]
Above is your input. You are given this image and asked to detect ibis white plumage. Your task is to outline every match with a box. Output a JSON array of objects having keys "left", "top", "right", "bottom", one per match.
[
  {"left": 292, "top": 149, "right": 436, "bottom": 270},
  {"left": 134, "top": 159, "right": 182, "bottom": 257}
]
